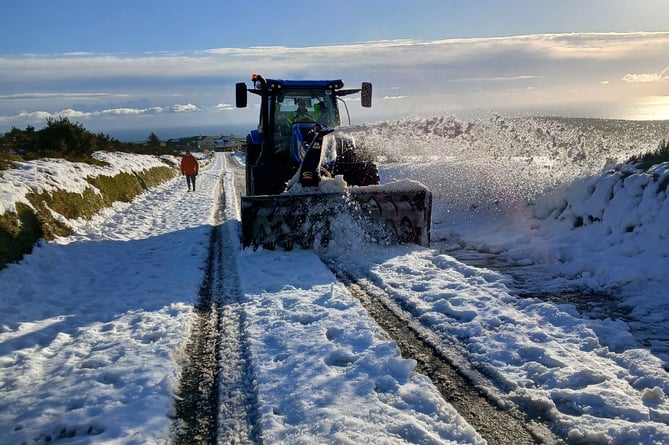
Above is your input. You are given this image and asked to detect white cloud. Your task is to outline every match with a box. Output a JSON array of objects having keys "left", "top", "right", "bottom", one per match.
[
  {"left": 623, "top": 67, "right": 669, "bottom": 83},
  {"left": 2, "top": 32, "right": 669, "bottom": 135},
  {"left": 57, "top": 109, "right": 91, "bottom": 118},
  {"left": 17, "top": 111, "right": 52, "bottom": 120},
  {"left": 100, "top": 107, "right": 147, "bottom": 115},
  {"left": 3, "top": 32, "right": 667, "bottom": 84},
  {"left": 623, "top": 73, "right": 664, "bottom": 83},
  {"left": 169, "top": 103, "right": 199, "bottom": 113}
]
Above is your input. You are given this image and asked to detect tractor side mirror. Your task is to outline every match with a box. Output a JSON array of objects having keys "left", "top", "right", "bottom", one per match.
[
  {"left": 361, "top": 82, "right": 372, "bottom": 108},
  {"left": 235, "top": 82, "right": 248, "bottom": 108}
]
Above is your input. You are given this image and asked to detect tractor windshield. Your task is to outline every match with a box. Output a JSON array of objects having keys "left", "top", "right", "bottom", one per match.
[
  {"left": 275, "top": 90, "right": 338, "bottom": 128},
  {"left": 272, "top": 89, "right": 339, "bottom": 162}
]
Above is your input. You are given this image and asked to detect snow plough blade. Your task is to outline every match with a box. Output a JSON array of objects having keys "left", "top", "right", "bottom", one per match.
[{"left": 241, "top": 180, "right": 431, "bottom": 250}]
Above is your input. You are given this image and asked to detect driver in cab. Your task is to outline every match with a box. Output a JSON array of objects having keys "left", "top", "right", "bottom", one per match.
[{"left": 289, "top": 98, "right": 315, "bottom": 123}]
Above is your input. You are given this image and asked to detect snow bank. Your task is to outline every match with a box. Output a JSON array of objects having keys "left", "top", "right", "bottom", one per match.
[{"left": 0, "top": 152, "right": 178, "bottom": 214}]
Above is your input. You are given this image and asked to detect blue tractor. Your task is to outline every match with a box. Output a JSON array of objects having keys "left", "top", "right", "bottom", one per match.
[{"left": 236, "top": 74, "right": 431, "bottom": 250}]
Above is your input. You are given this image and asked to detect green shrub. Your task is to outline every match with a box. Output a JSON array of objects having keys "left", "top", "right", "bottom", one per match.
[
  {"left": 627, "top": 139, "right": 669, "bottom": 170},
  {"left": 138, "top": 165, "right": 177, "bottom": 187},
  {"left": 88, "top": 172, "right": 145, "bottom": 205},
  {"left": 0, "top": 203, "right": 44, "bottom": 266},
  {"left": 1, "top": 119, "right": 176, "bottom": 165},
  {"left": 87, "top": 166, "right": 177, "bottom": 204},
  {"left": 27, "top": 187, "right": 105, "bottom": 222},
  {"left": 25, "top": 192, "right": 76, "bottom": 239}
]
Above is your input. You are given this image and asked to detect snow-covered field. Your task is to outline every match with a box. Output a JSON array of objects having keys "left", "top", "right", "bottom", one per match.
[{"left": 1, "top": 116, "right": 669, "bottom": 444}]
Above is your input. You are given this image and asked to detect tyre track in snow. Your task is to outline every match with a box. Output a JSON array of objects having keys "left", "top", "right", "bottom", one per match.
[
  {"left": 327, "top": 263, "right": 558, "bottom": 445},
  {"left": 173, "top": 222, "right": 222, "bottom": 444},
  {"left": 173, "top": 161, "right": 259, "bottom": 444},
  {"left": 217, "top": 157, "right": 261, "bottom": 444}
]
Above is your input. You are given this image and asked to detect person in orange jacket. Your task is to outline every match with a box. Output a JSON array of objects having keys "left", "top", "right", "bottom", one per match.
[{"left": 180, "top": 150, "right": 199, "bottom": 191}]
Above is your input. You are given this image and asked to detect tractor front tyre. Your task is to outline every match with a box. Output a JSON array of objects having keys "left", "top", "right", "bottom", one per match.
[{"left": 337, "top": 160, "right": 380, "bottom": 187}]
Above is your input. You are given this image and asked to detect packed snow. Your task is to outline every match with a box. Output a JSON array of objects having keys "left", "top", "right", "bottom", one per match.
[{"left": 1, "top": 116, "right": 669, "bottom": 444}]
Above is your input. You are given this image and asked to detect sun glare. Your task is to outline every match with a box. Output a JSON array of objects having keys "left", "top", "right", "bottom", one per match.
[{"left": 627, "top": 96, "right": 669, "bottom": 121}]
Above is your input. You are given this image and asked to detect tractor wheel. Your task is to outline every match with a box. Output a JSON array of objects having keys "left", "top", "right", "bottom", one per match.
[{"left": 338, "top": 160, "right": 380, "bottom": 186}]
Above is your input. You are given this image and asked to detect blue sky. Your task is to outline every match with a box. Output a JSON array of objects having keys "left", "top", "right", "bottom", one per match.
[
  {"left": 1, "top": 0, "right": 669, "bottom": 140},
  {"left": 3, "top": 0, "right": 667, "bottom": 53}
]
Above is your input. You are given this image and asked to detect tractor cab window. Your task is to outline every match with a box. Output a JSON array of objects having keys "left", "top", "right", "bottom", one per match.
[
  {"left": 273, "top": 90, "right": 338, "bottom": 160},
  {"left": 275, "top": 91, "right": 338, "bottom": 128},
  {"left": 313, "top": 94, "right": 338, "bottom": 128}
]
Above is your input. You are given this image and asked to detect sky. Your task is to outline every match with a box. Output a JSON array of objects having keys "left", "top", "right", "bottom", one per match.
[{"left": 1, "top": 0, "right": 669, "bottom": 140}]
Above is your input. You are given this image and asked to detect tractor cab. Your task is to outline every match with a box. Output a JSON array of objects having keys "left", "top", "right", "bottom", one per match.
[{"left": 236, "top": 75, "right": 371, "bottom": 195}]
